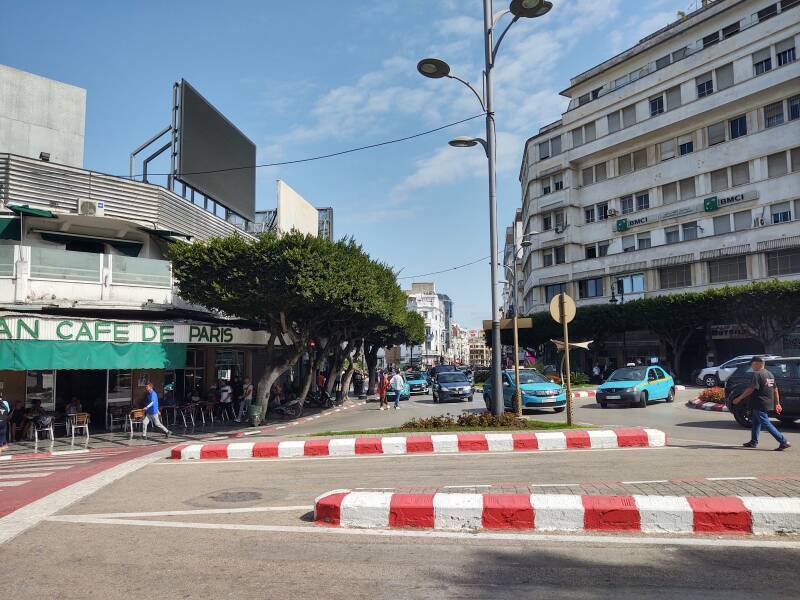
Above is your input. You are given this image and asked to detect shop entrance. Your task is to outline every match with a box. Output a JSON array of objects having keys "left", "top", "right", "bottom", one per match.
[{"left": 56, "top": 370, "right": 107, "bottom": 427}]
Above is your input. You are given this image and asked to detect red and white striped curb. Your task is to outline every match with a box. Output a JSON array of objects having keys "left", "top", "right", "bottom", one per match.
[
  {"left": 314, "top": 490, "right": 800, "bottom": 535},
  {"left": 686, "top": 398, "right": 729, "bottom": 412},
  {"left": 170, "top": 428, "right": 666, "bottom": 460},
  {"left": 571, "top": 390, "right": 595, "bottom": 399}
]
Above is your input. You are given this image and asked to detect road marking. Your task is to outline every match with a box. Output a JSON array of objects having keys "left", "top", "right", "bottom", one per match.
[
  {"left": 244, "top": 430, "right": 265, "bottom": 435},
  {"left": 44, "top": 515, "right": 800, "bottom": 549},
  {"left": 276, "top": 426, "right": 287, "bottom": 430},
  {"left": 0, "top": 465, "right": 81, "bottom": 473},
  {"left": 0, "top": 481, "right": 28, "bottom": 487},
  {"left": 707, "top": 476, "right": 758, "bottom": 481},
  {"left": 64, "top": 505, "right": 312, "bottom": 519},
  {"left": 0, "top": 472, "right": 53, "bottom": 480},
  {"left": 0, "top": 448, "right": 166, "bottom": 545},
  {"left": 50, "top": 449, "right": 91, "bottom": 456},
  {"left": 621, "top": 480, "right": 669, "bottom": 484}
]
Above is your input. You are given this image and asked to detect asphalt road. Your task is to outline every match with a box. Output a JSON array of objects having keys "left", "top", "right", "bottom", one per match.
[{"left": 6, "top": 387, "right": 800, "bottom": 599}]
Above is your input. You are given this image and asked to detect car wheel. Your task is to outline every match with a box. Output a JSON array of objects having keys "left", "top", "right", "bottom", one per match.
[
  {"left": 599, "top": 401, "right": 608, "bottom": 408},
  {"left": 731, "top": 404, "right": 752, "bottom": 428},
  {"left": 703, "top": 375, "right": 719, "bottom": 388},
  {"left": 666, "top": 388, "right": 675, "bottom": 403},
  {"left": 637, "top": 392, "right": 648, "bottom": 408},
  {"left": 553, "top": 406, "right": 565, "bottom": 413}
]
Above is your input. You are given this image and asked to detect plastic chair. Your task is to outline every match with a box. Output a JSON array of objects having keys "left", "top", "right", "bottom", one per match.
[
  {"left": 107, "top": 406, "right": 126, "bottom": 432},
  {"left": 70, "top": 412, "right": 90, "bottom": 444},
  {"left": 32, "top": 417, "right": 54, "bottom": 451},
  {"left": 177, "top": 404, "right": 195, "bottom": 428},
  {"left": 128, "top": 409, "right": 146, "bottom": 440}
]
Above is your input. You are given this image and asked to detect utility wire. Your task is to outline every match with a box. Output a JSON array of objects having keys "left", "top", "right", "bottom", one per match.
[
  {"left": 397, "top": 255, "right": 490, "bottom": 280},
  {"left": 130, "top": 113, "right": 486, "bottom": 179}
]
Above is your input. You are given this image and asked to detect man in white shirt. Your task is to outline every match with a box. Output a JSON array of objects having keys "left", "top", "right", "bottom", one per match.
[
  {"left": 235, "top": 377, "right": 254, "bottom": 423},
  {"left": 389, "top": 370, "right": 405, "bottom": 410}
]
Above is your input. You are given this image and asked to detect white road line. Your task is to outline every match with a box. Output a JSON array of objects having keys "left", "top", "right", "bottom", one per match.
[
  {"left": 621, "top": 480, "right": 669, "bottom": 484},
  {"left": 0, "top": 481, "right": 29, "bottom": 487},
  {"left": 707, "top": 476, "right": 758, "bottom": 481},
  {"left": 0, "top": 472, "right": 53, "bottom": 480},
  {"left": 0, "top": 465, "right": 81, "bottom": 473},
  {"left": 50, "top": 449, "right": 90, "bottom": 456},
  {"left": 154, "top": 445, "right": 676, "bottom": 465},
  {"left": 64, "top": 505, "right": 313, "bottom": 519},
  {"left": 244, "top": 430, "right": 264, "bottom": 436},
  {"left": 0, "top": 459, "right": 92, "bottom": 469},
  {"left": 0, "top": 448, "right": 167, "bottom": 546},
  {"left": 276, "top": 426, "right": 287, "bottom": 430},
  {"left": 44, "top": 515, "right": 800, "bottom": 549}
]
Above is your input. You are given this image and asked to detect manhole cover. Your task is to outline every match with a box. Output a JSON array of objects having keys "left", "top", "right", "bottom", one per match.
[{"left": 208, "top": 490, "right": 263, "bottom": 503}]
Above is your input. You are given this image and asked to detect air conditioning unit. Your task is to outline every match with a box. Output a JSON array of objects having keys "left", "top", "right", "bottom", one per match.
[
  {"left": 607, "top": 208, "right": 618, "bottom": 217},
  {"left": 78, "top": 199, "right": 104, "bottom": 217},
  {"left": 753, "top": 217, "right": 766, "bottom": 227}
]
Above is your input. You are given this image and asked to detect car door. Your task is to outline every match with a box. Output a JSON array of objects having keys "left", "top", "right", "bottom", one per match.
[
  {"left": 781, "top": 361, "right": 800, "bottom": 416},
  {"left": 502, "top": 373, "right": 514, "bottom": 408},
  {"left": 652, "top": 367, "right": 667, "bottom": 399},
  {"left": 769, "top": 360, "right": 795, "bottom": 413},
  {"left": 645, "top": 368, "right": 662, "bottom": 399},
  {"left": 718, "top": 359, "right": 746, "bottom": 383}
]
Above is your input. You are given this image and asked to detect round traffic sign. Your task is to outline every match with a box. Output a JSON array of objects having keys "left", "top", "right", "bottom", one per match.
[{"left": 549, "top": 293, "right": 576, "bottom": 324}]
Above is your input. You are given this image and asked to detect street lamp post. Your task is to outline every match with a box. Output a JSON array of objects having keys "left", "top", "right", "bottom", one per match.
[
  {"left": 417, "top": 0, "right": 552, "bottom": 417},
  {"left": 609, "top": 280, "right": 627, "bottom": 365},
  {"left": 503, "top": 234, "right": 535, "bottom": 417}
]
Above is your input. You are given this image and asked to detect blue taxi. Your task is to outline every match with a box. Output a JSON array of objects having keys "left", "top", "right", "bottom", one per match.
[
  {"left": 483, "top": 369, "right": 566, "bottom": 413},
  {"left": 596, "top": 365, "right": 675, "bottom": 408},
  {"left": 405, "top": 371, "right": 430, "bottom": 395}
]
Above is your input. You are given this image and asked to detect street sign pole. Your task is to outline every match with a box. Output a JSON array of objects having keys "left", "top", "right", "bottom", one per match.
[
  {"left": 512, "top": 311, "right": 522, "bottom": 417},
  {"left": 559, "top": 293, "right": 573, "bottom": 426}
]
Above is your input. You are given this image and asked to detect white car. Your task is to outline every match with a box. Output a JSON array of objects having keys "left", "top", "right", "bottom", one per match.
[{"left": 696, "top": 355, "right": 779, "bottom": 387}]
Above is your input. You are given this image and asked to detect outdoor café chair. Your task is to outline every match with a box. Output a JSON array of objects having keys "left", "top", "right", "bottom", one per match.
[
  {"left": 128, "top": 409, "right": 146, "bottom": 440},
  {"left": 69, "top": 412, "right": 90, "bottom": 445}
]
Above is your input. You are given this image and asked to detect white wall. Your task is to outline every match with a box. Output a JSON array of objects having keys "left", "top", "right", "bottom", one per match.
[
  {"left": 276, "top": 180, "right": 319, "bottom": 236},
  {"left": 0, "top": 64, "right": 86, "bottom": 167}
]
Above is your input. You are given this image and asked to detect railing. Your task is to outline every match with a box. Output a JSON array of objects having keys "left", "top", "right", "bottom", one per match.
[
  {"left": 30, "top": 246, "right": 102, "bottom": 282},
  {"left": 0, "top": 245, "right": 14, "bottom": 277},
  {"left": 111, "top": 255, "right": 172, "bottom": 287}
]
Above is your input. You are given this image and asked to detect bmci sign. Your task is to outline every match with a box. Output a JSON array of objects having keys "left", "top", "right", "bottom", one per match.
[
  {"left": 704, "top": 190, "right": 759, "bottom": 212},
  {"left": 616, "top": 216, "right": 648, "bottom": 232}
]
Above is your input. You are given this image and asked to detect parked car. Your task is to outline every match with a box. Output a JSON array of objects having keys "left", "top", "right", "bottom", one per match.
[
  {"left": 724, "top": 357, "right": 800, "bottom": 428},
  {"left": 483, "top": 368, "right": 566, "bottom": 413},
  {"left": 432, "top": 371, "right": 474, "bottom": 403},
  {"left": 696, "top": 355, "right": 779, "bottom": 387},
  {"left": 391, "top": 373, "right": 411, "bottom": 401},
  {"left": 429, "top": 364, "right": 457, "bottom": 382},
  {"left": 405, "top": 371, "right": 430, "bottom": 395},
  {"left": 596, "top": 365, "right": 675, "bottom": 408}
]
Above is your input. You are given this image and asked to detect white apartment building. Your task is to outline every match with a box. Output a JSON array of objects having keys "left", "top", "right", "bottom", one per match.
[
  {"left": 467, "top": 330, "right": 491, "bottom": 367},
  {"left": 449, "top": 323, "right": 471, "bottom": 365},
  {"left": 502, "top": 209, "right": 525, "bottom": 316},
  {"left": 405, "top": 282, "right": 450, "bottom": 365},
  {"left": 517, "top": 0, "right": 799, "bottom": 366}
]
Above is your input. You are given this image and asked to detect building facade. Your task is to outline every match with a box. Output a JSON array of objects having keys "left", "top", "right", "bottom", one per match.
[
  {"left": 517, "top": 0, "right": 799, "bottom": 368},
  {"left": 467, "top": 330, "right": 491, "bottom": 368},
  {"left": 502, "top": 209, "right": 525, "bottom": 317},
  {"left": 405, "top": 282, "right": 450, "bottom": 366},
  {"left": 317, "top": 207, "right": 334, "bottom": 240}
]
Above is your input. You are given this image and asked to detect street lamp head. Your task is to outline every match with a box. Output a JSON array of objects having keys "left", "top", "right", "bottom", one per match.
[
  {"left": 449, "top": 136, "right": 482, "bottom": 148},
  {"left": 520, "top": 239, "right": 532, "bottom": 248},
  {"left": 417, "top": 58, "right": 451, "bottom": 79},
  {"left": 509, "top": 0, "right": 553, "bottom": 18}
]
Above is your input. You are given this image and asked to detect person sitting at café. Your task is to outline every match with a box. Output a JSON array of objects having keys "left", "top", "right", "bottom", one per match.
[
  {"left": 66, "top": 397, "right": 82, "bottom": 416},
  {"left": 9, "top": 400, "right": 29, "bottom": 442}
]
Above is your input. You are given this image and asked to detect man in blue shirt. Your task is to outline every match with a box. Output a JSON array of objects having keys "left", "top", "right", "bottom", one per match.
[{"left": 143, "top": 383, "right": 171, "bottom": 439}]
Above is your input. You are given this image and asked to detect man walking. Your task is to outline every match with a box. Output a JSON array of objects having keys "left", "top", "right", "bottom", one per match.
[
  {"left": 377, "top": 370, "right": 389, "bottom": 410},
  {"left": 733, "top": 356, "right": 790, "bottom": 451},
  {"left": 389, "top": 369, "right": 405, "bottom": 410},
  {"left": 236, "top": 377, "right": 254, "bottom": 422},
  {"left": 143, "top": 382, "right": 171, "bottom": 439}
]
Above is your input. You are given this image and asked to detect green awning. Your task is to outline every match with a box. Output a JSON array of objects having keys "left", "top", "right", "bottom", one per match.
[
  {"left": 0, "top": 340, "right": 187, "bottom": 370},
  {"left": 140, "top": 227, "right": 193, "bottom": 241},
  {"left": 8, "top": 205, "right": 56, "bottom": 218},
  {"left": 0, "top": 218, "right": 21, "bottom": 241},
  {"left": 38, "top": 231, "right": 142, "bottom": 257}
]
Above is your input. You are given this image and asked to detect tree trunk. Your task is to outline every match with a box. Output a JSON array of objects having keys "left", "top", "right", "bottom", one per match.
[
  {"left": 340, "top": 342, "right": 360, "bottom": 402},
  {"left": 365, "top": 344, "right": 379, "bottom": 395},
  {"left": 297, "top": 357, "right": 314, "bottom": 403},
  {"left": 255, "top": 345, "right": 303, "bottom": 422},
  {"left": 325, "top": 345, "right": 343, "bottom": 395}
]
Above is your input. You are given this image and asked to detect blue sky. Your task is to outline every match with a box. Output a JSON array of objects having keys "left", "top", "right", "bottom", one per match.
[{"left": 1, "top": 0, "right": 687, "bottom": 328}]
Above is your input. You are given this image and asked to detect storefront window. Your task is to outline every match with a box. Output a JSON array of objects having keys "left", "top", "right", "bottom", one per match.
[
  {"left": 216, "top": 349, "right": 245, "bottom": 382},
  {"left": 108, "top": 369, "right": 132, "bottom": 405},
  {"left": 184, "top": 348, "right": 206, "bottom": 400},
  {"left": 27, "top": 370, "right": 55, "bottom": 410}
]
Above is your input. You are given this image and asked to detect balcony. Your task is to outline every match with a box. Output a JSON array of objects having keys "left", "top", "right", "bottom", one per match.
[{"left": 0, "top": 245, "right": 173, "bottom": 307}]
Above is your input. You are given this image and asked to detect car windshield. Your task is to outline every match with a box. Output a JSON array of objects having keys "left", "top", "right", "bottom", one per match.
[
  {"left": 512, "top": 371, "right": 549, "bottom": 384},
  {"left": 608, "top": 367, "right": 646, "bottom": 381},
  {"left": 408, "top": 372, "right": 423, "bottom": 380},
  {"left": 438, "top": 373, "right": 468, "bottom": 384}
]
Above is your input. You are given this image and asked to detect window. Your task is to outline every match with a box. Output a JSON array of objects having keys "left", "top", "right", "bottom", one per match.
[
  {"left": 756, "top": 4, "right": 778, "bottom": 21},
  {"left": 765, "top": 101, "right": 785, "bottom": 128},
  {"left": 781, "top": 0, "right": 800, "bottom": 11},
  {"left": 660, "top": 138, "right": 676, "bottom": 161},
  {"left": 554, "top": 210, "right": 565, "bottom": 229},
  {"left": 539, "top": 140, "right": 550, "bottom": 160},
  {"left": 542, "top": 214, "right": 552, "bottom": 231},
  {"left": 716, "top": 63, "right": 734, "bottom": 91},
  {"left": 672, "top": 47, "right": 687, "bottom": 61},
  {"left": 655, "top": 55, "right": 671, "bottom": 70},
  {"left": 27, "top": 370, "right": 56, "bottom": 411},
  {"left": 729, "top": 114, "right": 747, "bottom": 139},
  {"left": 621, "top": 195, "right": 634, "bottom": 214},
  {"left": 722, "top": 22, "right": 740, "bottom": 39},
  {"left": 767, "top": 249, "right": 800, "bottom": 276},
  {"left": 753, "top": 48, "right": 772, "bottom": 75},
  {"left": 542, "top": 179, "right": 552, "bottom": 195},
  {"left": 582, "top": 167, "right": 594, "bottom": 186},
  {"left": 584, "top": 121, "right": 596, "bottom": 142},
  {"left": 713, "top": 214, "right": 731, "bottom": 235},
  {"left": 666, "top": 86, "right": 682, "bottom": 111},
  {"left": 771, "top": 201, "right": 792, "bottom": 224},
  {"left": 578, "top": 277, "right": 604, "bottom": 299},
  {"left": 544, "top": 283, "right": 566, "bottom": 303},
  {"left": 708, "top": 121, "right": 726, "bottom": 145},
  {"left": 637, "top": 232, "right": 651, "bottom": 250},
  {"left": 731, "top": 162, "right": 750, "bottom": 186},
  {"left": 572, "top": 127, "right": 583, "bottom": 147},
  {"left": 768, "top": 152, "right": 788, "bottom": 177},
  {"left": 108, "top": 369, "right": 133, "bottom": 405},
  {"left": 636, "top": 192, "right": 649, "bottom": 211},
  {"left": 696, "top": 72, "right": 713, "bottom": 98},
  {"left": 662, "top": 182, "right": 678, "bottom": 205},
  {"left": 659, "top": 265, "right": 692, "bottom": 290},
  {"left": 618, "top": 153, "right": 632, "bottom": 175},
  {"left": 578, "top": 93, "right": 591, "bottom": 106},
  {"left": 554, "top": 246, "right": 566, "bottom": 264},
  {"left": 598, "top": 240, "right": 610, "bottom": 256},
  {"left": 793, "top": 148, "right": 800, "bottom": 172},
  {"left": 550, "top": 136, "right": 562, "bottom": 156},
  {"left": 703, "top": 32, "right": 720, "bottom": 48},
  {"left": 665, "top": 226, "right": 680, "bottom": 244},
  {"left": 553, "top": 173, "right": 564, "bottom": 191},
  {"left": 679, "top": 133, "right": 694, "bottom": 155},
  {"left": 608, "top": 111, "right": 621, "bottom": 133},
  {"left": 708, "top": 256, "right": 747, "bottom": 283},
  {"left": 622, "top": 104, "right": 637, "bottom": 128},
  {"left": 585, "top": 243, "right": 597, "bottom": 259},
  {"left": 649, "top": 95, "right": 664, "bottom": 117},
  {"left": 733, "top": 210, "right": 751, "bottom": 231},
  {"left": 679, "top": 177, "right": 695, "bottom": 201},
  {"left": 597, "top": 203, "right": 609, "bottom": 221},
  {"left": 543, "top": 249, "right": 553, "bottom": 267},
  {"left": 711, "top": 168, "right": 728, "bottom": 192},
  {"left": 584, "top": 207, "right": 595, "bottom": 224},
  {"left": 622, "top": 235, "right": 636, "bottom": 252},
  {"left": 618, "top": 273, "right": 645, "bottom": 293},
  {"left": 789, "top": 95, "right": 800, "bottom": 120},
  {"left": 776, "top": 38, "right": 796, "bottom": 66},
  {"left": 595, "top": 162, "right": 607, "bottom": 182},
  {"left": 633, "top": 149, "right": 647, "bottom": 170},
  {"left": 682, "top": 221, "right": 698, "bottom": 241}
]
